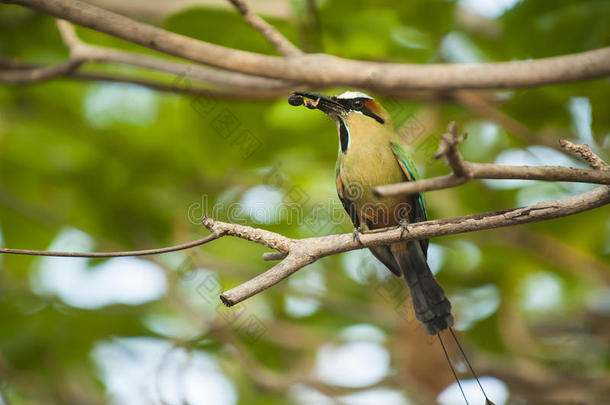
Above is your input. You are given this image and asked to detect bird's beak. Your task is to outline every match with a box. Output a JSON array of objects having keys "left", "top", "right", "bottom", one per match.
[{"left": 289, "top": 91, "right": 346, "bottom": 116}]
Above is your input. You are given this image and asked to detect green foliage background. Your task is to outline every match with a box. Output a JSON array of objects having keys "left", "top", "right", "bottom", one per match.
[{"left": 0, "top": 0, "right": 609, "bottom": 404}]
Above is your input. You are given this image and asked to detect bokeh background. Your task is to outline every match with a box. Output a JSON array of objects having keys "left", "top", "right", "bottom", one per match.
[{"left": 1, "top": 0, "right": 609, "bottom": 404}]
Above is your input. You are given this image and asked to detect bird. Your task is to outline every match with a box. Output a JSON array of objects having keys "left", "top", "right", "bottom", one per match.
[{"left": 288, "top": 90, "right": 454, "bottom": 336}]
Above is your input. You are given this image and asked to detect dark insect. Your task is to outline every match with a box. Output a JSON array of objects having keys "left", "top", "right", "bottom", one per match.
[{"left": 287, "top": 94, "right": 304, "bottom": 106}]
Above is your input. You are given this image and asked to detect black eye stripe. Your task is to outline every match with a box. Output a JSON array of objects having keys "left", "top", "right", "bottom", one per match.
[
  {"left": 361, "top": 106, "right": 384, "bottom": 124},
  {"left": 337, "top": 97, "right": 385, "bottom": 124}
]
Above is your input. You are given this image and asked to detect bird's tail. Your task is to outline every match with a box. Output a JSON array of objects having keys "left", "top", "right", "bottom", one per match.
[{"left": 390, "top": 241, "right": 453, "bottom": 335}]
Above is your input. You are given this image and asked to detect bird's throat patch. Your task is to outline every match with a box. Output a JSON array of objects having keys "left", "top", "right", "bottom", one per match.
[{"left": 338, "top": 118, "right": 349, "bottom": 153}]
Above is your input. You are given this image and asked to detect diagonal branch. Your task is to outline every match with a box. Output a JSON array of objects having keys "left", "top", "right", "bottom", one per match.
[
  {"left": 433, "top": 121, "right": 473, "bottom": 177},
  {"left": 54, "top": 19, "right": 296, "bottom": 90},
  {"left": 375, "top": 123, "right": 610, "bottom": 197},
  {"left": 3, "top": 0, "right": 610, "bottom": 91},
  {"left": 226, "top": 0, "right": 303, "bottom": 56},
  {"left": 218, "top": 185, "right": 610, "bottom": 306},
  {"left": 559, "top": 139, "right": 609, "bottom": 170}
]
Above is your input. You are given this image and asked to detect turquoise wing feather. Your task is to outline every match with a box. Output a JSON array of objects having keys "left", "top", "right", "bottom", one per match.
[{"left": 390, "top": 142, "right": 428, "bottom": 255}]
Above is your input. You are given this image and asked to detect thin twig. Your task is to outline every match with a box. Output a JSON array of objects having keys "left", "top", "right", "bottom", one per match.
[
  {"left": 0, "top": 58, "right": 294, "bottom": 98},
  {"left": 56, "top": 19, "right": 81, "bottom": 49},
  {"left": 0, "top": 59, "right": 83, "bottom": 84},
  {"left": 0, "top": 233, "right": 219, "bottom": 258},
  {"left": 433, "top": 122, "right": 473, "bottom": 178},
  {"left": 559, "top": 140, "right": 610, "bottom": 170},
  {"left": 71, "top": 71, "right": 293, "bottom": 98},
  {"left": 226, "top": 0, "right": 302, "bottom": 56}
]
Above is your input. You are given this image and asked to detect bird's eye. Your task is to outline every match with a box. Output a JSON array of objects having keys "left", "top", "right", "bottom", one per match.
[{"left": 352, "top": 99, "right": 364, "bottom": 110}]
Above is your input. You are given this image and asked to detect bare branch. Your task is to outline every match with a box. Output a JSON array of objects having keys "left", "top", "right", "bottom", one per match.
[
  {"left": 71, "top": 71, "right": 291, "bottom": 98},
  {"left": 203, "top": 215, "right": 294, "bottom": 252},
  {"left": 0, "top": 57, "right": 292, "bottom": 98},
  {"left": 56, "top": 19, "right": 82, "bottom": 49},
  {"left": 77, "top": 44, "right": 295, "bottom": 90},
  {"left": 4, "top": 0, "right": 610, "bottom": 91},
  {"left": 433, "top": 122, "right": 473, "bottom": 178},
  {"left": 220, "top": 185, "right": 610, "bottom": 306},
  {"left": 377, "top": 164, "right": 610, "bottom": 196},
  {"left": 0, "top": 20, "right": 87, "bottom": 85},
  {"left": 1, "top": 17, "right": 298, "bottom": 92},
  {"left": 56, "top": 18, "right": 296, "bottom": 90},
  {"left": 0, "top": 233, "right": 219, "bottom": 258},
  {"left": 375, "top": 123, "right": 610, "bottom": 197},
  {"left": 221, "top": 252, "right": 314, "bottom": 305},
  {"left": 82, "top": 0, "right": 293, "bottom": 24},
  {"left": 0, "top": 59, "right": 453, "bottom": 102},
  {"left": 0, "top": 59, "right": 82, "bottom": 84},
  {"left": 263, "top": 252, "right": 288, "bottom": 261},
  {"left": 559, "top": 139, "right": 610, "bottom": 170},
  {"left": 226, "top": 0, "right": 302, "bottom": 56}
]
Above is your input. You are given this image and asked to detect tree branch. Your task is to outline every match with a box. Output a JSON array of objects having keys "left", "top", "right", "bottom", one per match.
[
  {"left": 3, "top": 0, "right": 610, "bottom": 91},
  {"left": 0, "top": 233, "right": 219, "bottom": 258},
  {"left": 559, "top": 139, "right": 609, "bottom": 170},
  {"left": 71, "top": 71, "right": 291, "bottom": 98},
  {"left": 82, "top": 0, "right": 293, "bottom": 24},
  {"left": 433, "top": 121, "right": 473, "bottom": 178},
  {"left": 202, "top": 215, "right": 294, "bottom": 253},
  {"left": 55, "top": 19, "right": 296, "bottom": 90},
  {"left": 0, "top": 58, "right": 453, "bottom": 102},
  {"left": 375, "top": 123, "right": 610, "bottom": 197},
  {"left": 0, "top": 18, "right": 298, "bottom": 92},
  {"left": 0, "top": 59, "right": 82, "bottom": 84},
  {"left": 0, "top": 56, "right": 295, "bottom": 98},
  {"left": 216, "top": 185, "right": 610, "bottom": 306},
  {"left": 0, "top": 59, "right": 452, "bottom": 101},
  {"left": 226, "top": 0, "right": 302, "bottom": 56}
]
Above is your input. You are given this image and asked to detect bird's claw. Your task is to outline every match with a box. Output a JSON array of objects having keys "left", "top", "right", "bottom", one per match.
[
  {"left": 398, "top": 218, "right": 410, "bottom": 239},
  {"left": 352, "top": 227, "right": 364, "bottom": 246}
]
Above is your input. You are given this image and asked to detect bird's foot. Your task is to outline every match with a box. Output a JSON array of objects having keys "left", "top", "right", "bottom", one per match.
[
  {"left": 352, "top": 227, "right": 364, "bottom": 246},
  {"left": 398, "top": 218, "right": 410, "bottom": 239}
]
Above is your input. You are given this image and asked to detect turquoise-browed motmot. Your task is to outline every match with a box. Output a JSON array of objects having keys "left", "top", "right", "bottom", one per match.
[{"left": 289, "top": 90, "right": 453, "bottom": 335}]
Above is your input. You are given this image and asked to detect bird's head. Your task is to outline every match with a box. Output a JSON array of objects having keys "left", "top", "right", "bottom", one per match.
[{"left": 289, "top": 90, "right": 392, "bottom": 153}]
